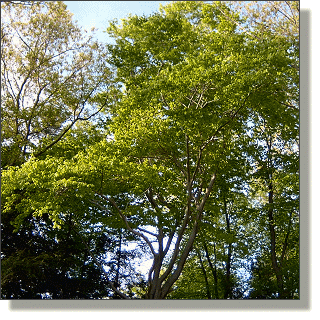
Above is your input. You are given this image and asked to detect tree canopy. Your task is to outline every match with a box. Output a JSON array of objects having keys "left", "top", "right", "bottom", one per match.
[{"left": 1, "top": 1, "right": 299, "bottom": 299}]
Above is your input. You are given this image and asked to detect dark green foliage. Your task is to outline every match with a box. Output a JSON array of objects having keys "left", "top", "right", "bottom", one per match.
[{"left": 1, "top": 211, "right": 108, "bottom": 299}]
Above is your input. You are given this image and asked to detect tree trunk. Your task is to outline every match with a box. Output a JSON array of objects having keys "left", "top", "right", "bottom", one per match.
[
  {"left": 266, "top": 135, "right": 284, "bottom": 298},
  {"left": 196, "top": 249, "right": 212, "bottom": 299},
  {"left": 268, "top": 182, "right": 284, "bottom": 298},
  {"left": 224, "top": 195, "right": 232, "bottom": 299},
  {"left": 112, "top": 231, "right": 122, "bottom": 299},
  {"left": 203, "top": 242, "right": 219, "bottom": 299}
]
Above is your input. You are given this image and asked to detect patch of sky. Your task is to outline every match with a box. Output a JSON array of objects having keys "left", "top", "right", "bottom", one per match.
[{"left": 64, "top": 1, "right": 171, "bottom": 44}]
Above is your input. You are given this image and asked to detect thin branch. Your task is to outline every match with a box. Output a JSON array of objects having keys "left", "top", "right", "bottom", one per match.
[
  {"left": 89, "top": 199, "right": 110, "bottom": 212},
  {"left": 280, "top": 211, "right": 293, "bottom": 264},
  {"left": 215, "top": 3, "right": 262, "bottom": 41},
  {"left": 99, "top": 194, "right": 157, "bottom": 257},
  {"left": 270, "top": 2, "right": 296, "bottom": 25},
  {"left": 137, "top": 227, "right": 158, "bottom": 238},
  {"left": 197, "top": 172, "right": 217, "bottom": 213},
  {"left": 1, "top": 58, "right": 18, "bottom": 101},
  {"left": 33, "top": 118, "right": 78, "bottom": 157},
  {"left": 190, "top": 147, "right": 203, "bottom": 188},
  {"left": 271, "top": 95, "right": 298, "bottom": 110},
  {"left": 14, "top": 27, "right": 31, "bottom": 51},
  {"left": 163, "top": 230, "right": 176, "bottom": 256},
  {"left": 285, "top": 1, "right": 299, "bottom": 26},
  {"left": 201, "top": 84, "right": 262, "bottom": 152}
]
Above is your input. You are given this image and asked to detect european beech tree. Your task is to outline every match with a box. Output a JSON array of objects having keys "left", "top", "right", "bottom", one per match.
[{"left": 1, "top": 1, "right": 299, "bottom": 299}]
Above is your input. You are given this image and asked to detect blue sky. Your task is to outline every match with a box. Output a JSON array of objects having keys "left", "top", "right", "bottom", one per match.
[{"left": 64, "top": 1, "right": 170, "bottom": 43}]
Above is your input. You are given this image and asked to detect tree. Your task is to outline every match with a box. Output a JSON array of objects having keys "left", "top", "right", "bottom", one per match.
[
  {"left": 1, "top": 208, "right": 146, "bottom": 299},
  {"left": 1, "top": 211, "right": 110, "bottom": 299},
  {"left": 245, "top": 113, "right": 299, "bottom": 299},
  {"left": 1, "top": 1, "right": 299, "bottom": 299},
  {"left": 226, "top": 1, "right": 299, "bottom": 298},
  {"left": 224, "top": 1, "right": 299, "bottom": 106},
  {"left": 0, "top": 1, "right": 129, "bottom": 299},
  {"left": 1, "top": 1, "right": 113, "bottom": 167}
]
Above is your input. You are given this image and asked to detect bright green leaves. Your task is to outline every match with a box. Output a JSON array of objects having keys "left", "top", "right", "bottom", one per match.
[
  {"left": 2, "top": 150, "right": 95, "bottom": 230},
  {"left": 1, "top": 129, "right": 182, "bottom": 231},
  {"left": 1, "top": 1, "right": 299, "bottom": 299},
  {"left": 106, "top": 2, "right": 291, "bottom": 163},
  {"left": 106, "top": 6, "right": 200, "bottom": 86}
]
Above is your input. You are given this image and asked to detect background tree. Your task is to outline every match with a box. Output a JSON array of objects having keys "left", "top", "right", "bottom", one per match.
[
  {"left": 245, "top": 112, "right": 299, "bottom": 298},
  {"left": 1, "top": 1, "right": 113, "bottom": 167},
  {"left": 0, "top": 1, "right": 134, "bottom": 299}
]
